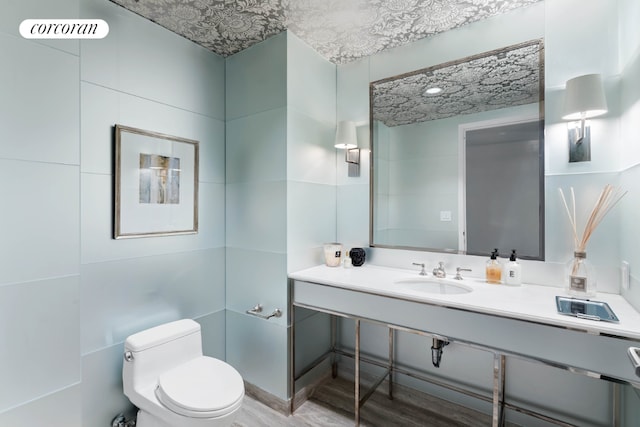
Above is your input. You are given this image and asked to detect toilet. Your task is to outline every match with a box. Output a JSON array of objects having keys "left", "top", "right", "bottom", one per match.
[{"left": 122, "top": 319, "right": 244, "bottom": 427}]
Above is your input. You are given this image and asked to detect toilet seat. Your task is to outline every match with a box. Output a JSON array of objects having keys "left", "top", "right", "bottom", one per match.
[{"left": 155, "top": 356, "right": 244, "bottom": 419}]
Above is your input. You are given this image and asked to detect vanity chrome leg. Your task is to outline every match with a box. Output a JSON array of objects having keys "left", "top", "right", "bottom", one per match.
[
  {"left": 331, "top": 315, "right": 338, "bottom": 379},
  {"left": 355, "top": 319, "right": 361, "bottom": 427},
  {"left": 500, "top": 355, "right": 506, "bottom": 426},
  {"left": 289, "top": 303, "right": 296, "bottom": 414},
  {"left": 612, "top": 382, "right": 620, "bottom": 427},
  {"left": 388, "top": 328, "right": 394, "bottom": 400},
  {"left": 492, "top": 354, "right": 506, "bottom": 427}
]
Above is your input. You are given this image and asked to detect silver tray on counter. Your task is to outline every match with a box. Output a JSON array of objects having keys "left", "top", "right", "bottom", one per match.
[{"left": 555, "top": 296, "right": 619, "bottom": 323}]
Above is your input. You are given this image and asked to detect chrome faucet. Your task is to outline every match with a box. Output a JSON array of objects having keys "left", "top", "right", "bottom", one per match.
[
  {"left": 432, "top": 262, "right": 446, "bottom": 278},
  {"left": 412, "top": 262, "right": 427, "bottom": 276},
  {"left": 454, "top": 267, "right": 472, "bottom": 280}
]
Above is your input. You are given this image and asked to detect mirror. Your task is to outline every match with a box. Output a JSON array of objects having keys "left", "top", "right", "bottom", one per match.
[{"left": 370, "top": 39, "right": 545, "bottom": 259}]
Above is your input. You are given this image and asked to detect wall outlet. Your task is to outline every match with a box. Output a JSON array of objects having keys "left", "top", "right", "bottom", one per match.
[
  {"left": 622, "top": 261, "right": 630, "bottom": 290},
  {"left": 440, "top": 210, "right": 452, "bottom": 222}
]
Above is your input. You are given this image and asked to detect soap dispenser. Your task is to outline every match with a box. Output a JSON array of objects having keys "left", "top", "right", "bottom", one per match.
[
  {"left": 486, "top": 249, "right": 502, "bottom": 284},
  {"left": 504, "top": 250, "right": 522, "bottom": 286}
]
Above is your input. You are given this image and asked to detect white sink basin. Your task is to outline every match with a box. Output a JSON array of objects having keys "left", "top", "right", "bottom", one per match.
[{"left": 394, "top": 277, "right": 472, "bottom": 295}]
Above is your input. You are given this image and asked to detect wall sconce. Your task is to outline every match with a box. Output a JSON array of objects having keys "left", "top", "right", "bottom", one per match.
[
  {"left": 335, "top": 120, "right": 360, "bottom": 177},
  {"left": 562, "top": 73, "right": 608, "bottom": 162}
]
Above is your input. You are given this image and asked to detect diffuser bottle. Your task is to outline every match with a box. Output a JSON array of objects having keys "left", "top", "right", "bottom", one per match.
[
  {"left": 565, "top": 251, "right": 596, "bottom": 297},
  {"left": 486, "top": 249, "right": 502, "bottom": 284},
  {"left": 504, "top": 250, "right": 522, "bottom": 286}
]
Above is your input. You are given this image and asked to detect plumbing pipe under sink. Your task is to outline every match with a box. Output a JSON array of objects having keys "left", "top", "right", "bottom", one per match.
[{"left": 431, "top": 336, "right": 449, "bottom": 367}]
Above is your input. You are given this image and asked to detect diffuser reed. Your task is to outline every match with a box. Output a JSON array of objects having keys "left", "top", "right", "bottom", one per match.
[{"left": 558, "top": 184, "right": 627, "bottom": 295}]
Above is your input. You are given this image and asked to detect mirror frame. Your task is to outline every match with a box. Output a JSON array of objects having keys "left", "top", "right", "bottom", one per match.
[{"left": 368, "top": 39, "right": 545, "bottom": 256}]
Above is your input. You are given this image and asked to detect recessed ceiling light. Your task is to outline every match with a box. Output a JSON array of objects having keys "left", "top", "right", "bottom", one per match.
[{"left": 425, "top": 87, "right": 443, "bottom": 95}]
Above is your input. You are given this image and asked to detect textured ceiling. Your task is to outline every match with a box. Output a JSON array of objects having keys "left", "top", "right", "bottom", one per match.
[
  {"left": 372, "top": 39, "right": 543, "bottom": 126},
  {"left": 109, "top": 0, "right": 542, "bottom": 64}
]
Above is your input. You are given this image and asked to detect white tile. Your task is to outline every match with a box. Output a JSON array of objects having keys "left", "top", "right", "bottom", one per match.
[
  {"left": 545, "top": 0, "right": 618, "bottom": 88},
  {"left": 0, "top": 160, "right": 79, "bottom": 285},
  {"left": 82, "top": 344, "right": 136, "bottom": 427},
  {"left": 619, "top": 0, "right": 640, "bottom": 66},
  {"left": 80, "top": 82, "right": 119, "bottom": 175},
  {"left": 287, "top": 182, "right": 336, "bottom": 253},
  {"left": 0, "top": 34, "right": 79, "bottom": 165},
  {"left": 287, "top": 109, "right": 336, "bottom": 185},
  {"left": 225, "top": 32, "right": 287, "bottom": 120},
  {"left": 0, "top": 384, "right": 81, "bottom": 427},
  {"left": 197, "top": 310, "right": 226, "bottom": 361},
  {"left": 226, "top": 248, "right": 287, "bottom": 327},
  {"left": 0, "top": 0, "right": 79, "bottom": 55},
  {"left": 226, "top": 181, "right": 287, "bottom": 253},
  {"left": 81, "top": 248, "right": 225, "bottom": 353},
  {"left": 287, "top": 32, "right": 336, "bottom": 125},
  {"left": 337, "top": 183, "right": 370, "bottom": 249},
  {"left": 337, "top": 57, "right": 370, "bottom": 123},
  {"left": 226, "top": 108, "right": 287, "bottom": 184},
  {"left": 0, "top": 277, "right": 80, "bottom": 412},
  {"left": 81, "top": 174, "right": 224, "bottom": 263},
  {"left": 80, "top": 83, "right": 225, "bottom": 183},
  {"left": 80, "top": 0, "right": 224, "bottom": 118},
  {"left": 225, "top": 310, "right": 288, "bottom": 400},
  {"left": 197, "top": 182, "right": 226, "bottom": 248},
  {"left": 287, "top": 246, "right": 326, "bottom": 274}
]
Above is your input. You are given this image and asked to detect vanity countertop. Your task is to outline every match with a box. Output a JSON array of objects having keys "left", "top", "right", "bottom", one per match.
[{"left": 289, "top": 264, "right": 640, "bottom": 341}]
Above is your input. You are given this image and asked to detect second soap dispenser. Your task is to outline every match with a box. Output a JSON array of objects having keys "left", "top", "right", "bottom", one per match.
[{"left": 504, "top": 250, "right": 522, "bottom": 286}]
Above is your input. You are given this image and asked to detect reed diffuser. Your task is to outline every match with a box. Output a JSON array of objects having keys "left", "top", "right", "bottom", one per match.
[{"left": 559, "top": 184, "right": 627, "bottom": 296}]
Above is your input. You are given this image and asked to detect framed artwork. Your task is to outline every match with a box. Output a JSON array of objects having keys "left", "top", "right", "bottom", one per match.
[{"left": 114, "top": 124, "right": 199, "bottom": 239}]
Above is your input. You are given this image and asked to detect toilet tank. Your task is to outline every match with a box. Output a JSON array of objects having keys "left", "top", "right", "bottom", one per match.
[{"left": 123, "top": 319, "right": 203, "bottom": 394}]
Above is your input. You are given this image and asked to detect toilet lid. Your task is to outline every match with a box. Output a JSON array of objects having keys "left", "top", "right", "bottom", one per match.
[{"left": 156, "top": 356, "right": 244, "bottom": 418}]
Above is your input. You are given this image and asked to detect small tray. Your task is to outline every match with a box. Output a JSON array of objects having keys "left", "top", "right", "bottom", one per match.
[{"left": 555, "top": 296, "right": 619, "bottom": 323}]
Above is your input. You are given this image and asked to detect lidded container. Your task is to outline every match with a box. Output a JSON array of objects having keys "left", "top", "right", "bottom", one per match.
[{"left": 323, "top": 243, "right": 343, "bottom": 267}]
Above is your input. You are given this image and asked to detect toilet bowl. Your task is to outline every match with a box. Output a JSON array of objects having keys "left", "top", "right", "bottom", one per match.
[{"left": 122, "top": 319, "right": 244, "bottom": 427}]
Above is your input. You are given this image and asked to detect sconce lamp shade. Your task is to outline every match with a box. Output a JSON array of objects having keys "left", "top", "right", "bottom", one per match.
[
  {"left": 334, "top": 120, "right": 358, "bottom": 149},
  {"left": 562, "top": 74, "right": 608, "bottom": 120}
]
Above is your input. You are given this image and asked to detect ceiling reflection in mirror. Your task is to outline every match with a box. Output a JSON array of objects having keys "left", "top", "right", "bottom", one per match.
[
  {"left": 372, "top": 40, "right": 544, "bottom": 126},
  {"left": 370, "top": 39, "right": 545, "bottom": 259}
]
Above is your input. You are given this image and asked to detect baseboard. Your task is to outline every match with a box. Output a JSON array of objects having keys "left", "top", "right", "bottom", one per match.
[
  {"left": 243, "top": 382, "right": 291, "bottom": 416},
  {"left": 292, "top": 369, "right": 334, "bottom": 411},
  {"left": 244, "top": 367, "right": 334, "bottom": 417}
]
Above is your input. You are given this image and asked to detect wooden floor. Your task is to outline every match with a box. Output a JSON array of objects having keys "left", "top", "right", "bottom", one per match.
[{"left": 233, "top": 376, "right": 492, "bottom": 426}]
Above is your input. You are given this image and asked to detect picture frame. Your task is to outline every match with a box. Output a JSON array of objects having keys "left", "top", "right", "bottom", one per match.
[{"left": 114, "top": 124, "right": 199, "bottom": 239}]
